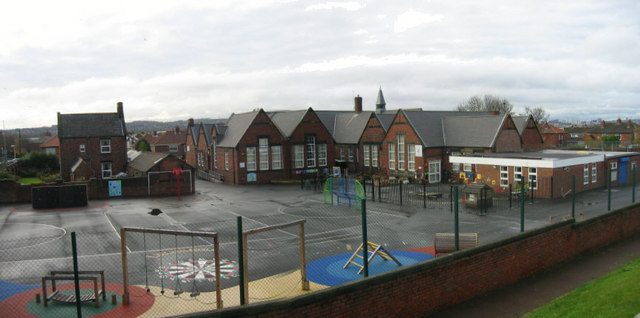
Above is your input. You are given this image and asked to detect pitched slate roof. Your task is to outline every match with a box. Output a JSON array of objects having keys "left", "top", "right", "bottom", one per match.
[
  {"left": 268, "top": 110, "right": 308, "bottom": 137},
  {"left": 374, "top": 111, "right": 397, "bottom": 131},
  {"left": 58, "top": 112, "right": 126, "bottom": 138},
  {"left": 315, "top": 111, "right": 373, "bottom": 144},
  {"left": 202, "top": 123, "right": 214, "bottom": 145},
  {"left": 511, "top": 116, "right": 529, "bottom": 136},
  {"left": 402, "top": 110, "right": 492, "bottom": 147},
  {"left": 442, "top": 114, "right": 507, "bottom": 148},
  {"left": 216, "top": 110, "right": 261, "bottom": 148},
  {"left": 128, "top": 152, "right": 170, "bottom": 172},
  {"left": 188, "top": 124, "right": 200, "bottom": 147}
]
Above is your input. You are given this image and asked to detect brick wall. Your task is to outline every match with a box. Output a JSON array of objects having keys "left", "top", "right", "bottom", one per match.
[
  {"left": 189, "top": 203, "right": 640, "bottom": 318},
  {"left": 59, "top": 136, "right": 128, "bottom": 181}
]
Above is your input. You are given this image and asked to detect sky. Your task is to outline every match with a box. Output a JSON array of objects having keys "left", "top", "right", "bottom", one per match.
[{"left": 1, "top": 0, "right": 639, "bottom": 129}]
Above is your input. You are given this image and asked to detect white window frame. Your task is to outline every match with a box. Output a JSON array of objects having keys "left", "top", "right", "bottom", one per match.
[
  {"left": 591, "top": 163, "right": 597, "bottom": 183},
  {"left": 408, "top": 143, "right": 415, "bottom": 171},
  {"left": 500, "top": 166, "right": 509, "bottom": 187},
  {"left": 101, "top": 162, "right": 112, "bottom": 178},
  {"left": 271, "top": 145, "right": 282, "bottom": 170},
  {"left": 463, "top": 163, "right": 472, "bottom": 172},
  {"left": 318, "top": 143, "right": 327, "bottom": 167},
  {"left": 428, "top": 160, "right": 441, "bottom": 183},
  {"left": 169, "top": 144, "right": 178, "bottom": 152},
  {"left": 259, "top": 138, "right": 269, "bottom": 171},
  {"left": 371, "top": 145, "right": 378, "bottom": 168},
  {"left": 100, "top": 139, "right": 111, "bottom": 154},
  {"left": 294, "top": 144, "right": 304, "bottom": 168},
  {"left": 79, "top": 144, "right": 86, "bottom": 152},
  {"left": 246, "top": 147, "right": 256, "bottom": 171},
  {"left": 224, "top": 152, "right": 229, "bottom": 171},
  {"left": 306, "top": 136, "right": 316, "bottom": 168},
  {"left": 363, "top": 145, "right": 370, "bottom": 167},
  {"left": 584, "top": 164, "right": 589, "bottom": 185},
  {"left": 610, "top": 161, "right": 618, "bottom": 182},
  {"left": 397, "top": 135, "right": 405, "bottom": 170},
  {"left": 213, "top": 143, "right": 217, "bottom": 169},
  {"left": 339, "top": 147, "right": 345, "bottom": 160},
  {"left": 388, "top": 143, "right": 396, "bottom": 170},
  {"left": 528, "top": 167, "right": 537, "bottom": 190},
  {"left": 514, "top": 166, "right": 523, "bottom": 184}
]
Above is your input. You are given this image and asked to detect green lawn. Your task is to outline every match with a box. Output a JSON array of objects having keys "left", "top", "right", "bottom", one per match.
[
  {"left": 18, "top": 177, "right": 44, "bottom": 185},
  {"left": 525, "top": 257, "right": 640, "bottom": 318}
]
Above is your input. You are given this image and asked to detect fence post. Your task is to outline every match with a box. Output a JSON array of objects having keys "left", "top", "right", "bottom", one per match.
[
  {"left": 371, "top": 176, "right": 375, "bottom": 201},
  {"left": 550, "top": 176, "right": 554, "bottom": 199},
  {"left": 633, "top": 164, "right": 636, "bottom": 203},
  {"left": 423, "top": 181, "right": 426, "bottom": 208},
  {"left": 454, "top": 186, "right": 459, "bottom": 251},
  {"left": 71, "top": 232, "right": 83, "bottom": 318},
  {"left": 378, "top": 177, "right": 382, "bottom": 202},
  {"left": 399, "top": 180, "right": 403, "bottom": 206},
  {"left": 520, "top": 177, "right": 525, "bottom": 232},
  {"left": 237, "top": 217, "right": 246, "bottom": 305},
  {"left": 509, "top": 183, "right": 512, "bottom": 208},
  {"left": 571, "top": 175, "right": 575, "bottom": 219},
  {"left": 449, "top": 186, "right": 453, "bottom": 212},
  {"left": 300, "top": 173, "right": 303, "bottom": 190},
  {"left": 608, "top": 168, "right": 612, "bottom": 211},
  {"left": 530, "top": 183, "right": 534, "bottom": 204},
  {"left": 361, "top": 199, "right": 368, "bottom": 277}
]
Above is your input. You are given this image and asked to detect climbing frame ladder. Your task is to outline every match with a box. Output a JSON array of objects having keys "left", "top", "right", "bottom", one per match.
[{"left": 343, "top": 241, "right": 402, "bottom": 274}]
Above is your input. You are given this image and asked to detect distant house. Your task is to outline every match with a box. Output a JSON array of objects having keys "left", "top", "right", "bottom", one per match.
[
  {"left": 39, "top": 134, "right": 60, "bottom": 155},
  {"left": 151, "top": 126, "right": 187, "bottom": 159},
  {"left": 565, "top": 119, "right": 635, "bottom": 146},
  {"left": 58, "top": 102, "right": 128, "bottom": 181},
  {"left": 540, "top": 122, "right": 569, "bottom": 148},
  {"left": 127, "top": 151, "right": 191, "bottom": 177}
]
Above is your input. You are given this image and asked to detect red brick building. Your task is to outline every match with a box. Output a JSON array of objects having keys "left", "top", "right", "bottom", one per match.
[
  {"left": 513, "top": 115, "right": 544, "bottom": 151},
  {"left": 565, "top": 119, "right": 636, "bottom": 146},
  {"left": 540, "top": 122, "right": 569, "bottom": 148},
  {"left": 58, "top": 102, "right": 128, "bottom": 181},
  {"left": 151, "top": 126, "right": 187, "bottom": 159}
]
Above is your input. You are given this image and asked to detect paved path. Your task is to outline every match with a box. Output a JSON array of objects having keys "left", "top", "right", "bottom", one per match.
[{"left": 430, "top": 231, "right": 640, "bottom": 317}]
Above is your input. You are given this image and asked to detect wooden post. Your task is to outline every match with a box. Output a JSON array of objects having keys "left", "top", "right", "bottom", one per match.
[
  {"left": 214, "top": 235, "right": 223, "bottom": 309},
  {"left": 121, "top": 228, "right": 130, "bottom": 305},
  {"left": 299, "top": 223, "right": 309, "bottom": 290}
]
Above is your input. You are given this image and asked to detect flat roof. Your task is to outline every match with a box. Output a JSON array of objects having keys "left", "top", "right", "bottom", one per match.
[{"left": 450, "top": 150, "right": 639, "bottom": 169}]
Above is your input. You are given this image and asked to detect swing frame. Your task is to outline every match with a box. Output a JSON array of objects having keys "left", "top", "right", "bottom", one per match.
[{"left": 120, "top": 227, "right": 222, "bottom": 309}]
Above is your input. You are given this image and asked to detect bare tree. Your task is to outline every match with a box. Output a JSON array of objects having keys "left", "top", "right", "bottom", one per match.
[
  {"left": 523, "top": 106, "right": 550, "bottom": 123},
  {"left": 457, "top": 94, "right": 513, "bottom": 114}
]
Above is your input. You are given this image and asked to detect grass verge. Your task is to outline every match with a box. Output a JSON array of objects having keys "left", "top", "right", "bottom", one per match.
[
  {"left": 525, "top": 257, "right": 640, "bottom": 318},
  {"left": 18, "top": 177, "right": 43, "bottom": 185}
]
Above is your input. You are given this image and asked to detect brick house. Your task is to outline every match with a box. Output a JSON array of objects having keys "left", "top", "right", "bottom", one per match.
[
  {"left": 185, "top": 119, "right": 198, "bottom": 168},
  {"left": 358, "top": 110, "right": 396, "bottom": 175},
  {"left": 39, "top": 134, "right": 60, "bottom": 155},
  {"left": 58, "top": 102, "right": 128, "bottom": 181},
  {"left": 151, "top": 126, "right": 187, "bottom": 159},
  {"left": 540, "top": 122, "right": 569, "bottom": 148},
  {"left": 565, "top": 119, "right": 635, "bottom": 146}
]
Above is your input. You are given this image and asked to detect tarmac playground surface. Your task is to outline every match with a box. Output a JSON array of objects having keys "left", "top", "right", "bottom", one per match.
[{"left": 0, "top": 179, "right": 637, "bottom": 317}]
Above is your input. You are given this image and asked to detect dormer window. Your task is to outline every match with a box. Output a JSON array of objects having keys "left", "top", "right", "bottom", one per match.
[{"left": 101, "top": 139, "right": 111, "bottom": 153}]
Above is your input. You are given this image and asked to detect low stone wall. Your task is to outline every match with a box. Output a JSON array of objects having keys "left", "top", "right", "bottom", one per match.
[{"left": 187, "top": 202, "right": 640, "bottom": 318}]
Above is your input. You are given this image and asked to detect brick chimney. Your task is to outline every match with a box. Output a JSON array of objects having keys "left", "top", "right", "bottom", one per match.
[
  {"left": 117, "top": 102, "right": 124, "bottom": 119},
  {"left": 174, "top": 126, "right": 180, "bottom": 134},
  {"left": 354, "top": 95, "right": 363, "bottom": 113},
  {"left": 188, "top": 118, "right": 194, "bottom": 127},
  {"left": 617, "top": 118, "right": 622, "bottom": 124},
  {"left": 628, "top": 119, "right": 632, "bottom": 128},
  {"left": 601, "top": 120, "right": 606, "bottom": 128},
  {"left": 489, "top": 111, "right": 500, "bottom": 116}
]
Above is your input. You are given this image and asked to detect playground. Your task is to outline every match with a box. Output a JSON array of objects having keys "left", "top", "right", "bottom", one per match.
[{"left": 0, "top": 178, "right": 635, "bottom": 317}]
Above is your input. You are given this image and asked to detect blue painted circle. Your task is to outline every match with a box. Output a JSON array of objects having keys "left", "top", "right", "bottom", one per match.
[{"left": 306, "top": 250, "right": 434, "bottom": 286}]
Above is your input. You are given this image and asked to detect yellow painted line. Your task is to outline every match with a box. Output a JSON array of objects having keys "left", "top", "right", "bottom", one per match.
[{"left": 138, "top": 270, "right": 328, "bottom": 317}]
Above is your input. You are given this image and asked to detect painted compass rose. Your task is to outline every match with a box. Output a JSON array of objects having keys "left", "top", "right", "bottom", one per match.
[{"left": 157, "top": 258, "right": 239, "bottom": 282}]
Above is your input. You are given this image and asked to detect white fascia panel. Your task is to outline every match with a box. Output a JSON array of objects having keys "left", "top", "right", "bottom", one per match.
[{"left": 449, "top": 154, "right": 605, "bottom": 169}]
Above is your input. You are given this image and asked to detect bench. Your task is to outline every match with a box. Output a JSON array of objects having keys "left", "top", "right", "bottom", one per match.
[
  {"left": 434, "top": 233, "right": 479, "bottom": 256},
  {"left": 41, "top": 270, "right": 106, "bottom": 308}
]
